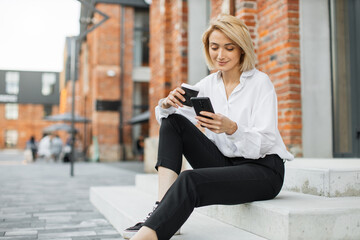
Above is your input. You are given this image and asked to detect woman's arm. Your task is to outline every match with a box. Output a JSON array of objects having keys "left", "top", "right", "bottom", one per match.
[
  {"left": 196, "top": 89, "right": 278, "bottom": 159},
  {"left": 227, "top": 90, "right": 277, "bottom": 158},
  {"left": 155, "top": 83, "right": 203, "bottom": 125}
]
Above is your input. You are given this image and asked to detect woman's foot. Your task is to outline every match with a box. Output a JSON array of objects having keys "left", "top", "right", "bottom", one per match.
[
  {"left": 122, "top": 201, "right": 159, "bottom": 239},
  {"left": 122, "top": 200, "right": 181, "bottom": 239}
]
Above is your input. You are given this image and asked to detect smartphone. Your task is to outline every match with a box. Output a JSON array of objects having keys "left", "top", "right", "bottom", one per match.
[{"left": 190, "top": 97, "right": 215, "bottom": 119}]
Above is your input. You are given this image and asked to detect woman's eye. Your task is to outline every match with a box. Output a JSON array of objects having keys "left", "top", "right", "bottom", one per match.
[
  {"left": 211, "top": 47, "right": 218, "bottom": 51},
  {"left": 226, "top": 48, "right": 234, "bottom": 51}
]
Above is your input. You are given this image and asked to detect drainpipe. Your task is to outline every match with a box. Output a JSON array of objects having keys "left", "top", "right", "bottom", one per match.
[{"left": 119, "top": 6, "right": 126, "bottom": 161}]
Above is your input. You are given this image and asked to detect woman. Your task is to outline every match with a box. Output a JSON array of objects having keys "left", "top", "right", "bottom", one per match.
[
  {"left": 26, "top": 136, "right": 38, "bottom": 162},
  {"left": 125, "top": 13, "right": 294, "bottom": 240}
]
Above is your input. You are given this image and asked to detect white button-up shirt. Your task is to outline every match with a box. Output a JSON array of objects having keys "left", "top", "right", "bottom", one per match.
[{"left": 155, "top": 68, "right": 294, "bottom": 160}]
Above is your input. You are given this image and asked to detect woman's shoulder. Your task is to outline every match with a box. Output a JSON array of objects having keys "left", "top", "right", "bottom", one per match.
[
  {"left": 249, "top": 69, "right": 274, "bottom": 91},
  {"left": 251, "top": 69, "right": 270, "bottom": 81}
]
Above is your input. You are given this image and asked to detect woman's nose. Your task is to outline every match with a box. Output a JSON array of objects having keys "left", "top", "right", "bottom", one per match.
[{"left": 218, "top": 49, "right": 225, "bottom": 59}]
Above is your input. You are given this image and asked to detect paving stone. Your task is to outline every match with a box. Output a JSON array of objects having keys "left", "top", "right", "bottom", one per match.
[
  {"left": 38, "top": 230, "right": 97, "bottom": 238},
  {"left": 0, "top": 236, "right": 37, "bottom": 240},
  {"left": 5, "top": 230, "right": 37, "bottom": 236},
  {"left": 38, "top": 227, "right": 103, "bottom": 235},
  {"left": 39, "top": 239, "right": 71, "bottom": 240},
  {"left": 0, "top": 223, "right": 31, "bottom": 228},
  {"left": 95, "top": 229, "right": 119, "bottom": 235},
  {"left": 71, "top": 236, "right": 122, "bottom": 240},
  {"left": 33, "top": 212, "right": 77, "bottom": 217},
  {"left": 3, "top": 217, "right": 37, "bottom": 222},
  {"left": 99, "top": 238, "right": 123, "bottom": 240},
  {"left": 0, "top": 228, "right": 44, "bottom": 233}
]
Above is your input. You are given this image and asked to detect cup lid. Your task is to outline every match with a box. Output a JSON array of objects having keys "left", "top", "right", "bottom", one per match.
[{"left": 181, "top": 83, "right": 199, "bottom": 91}]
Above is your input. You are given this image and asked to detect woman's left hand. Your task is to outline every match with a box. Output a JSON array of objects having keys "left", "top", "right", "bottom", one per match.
[{"left": 195, "top": 112, "right": 238, "bottom": 135}]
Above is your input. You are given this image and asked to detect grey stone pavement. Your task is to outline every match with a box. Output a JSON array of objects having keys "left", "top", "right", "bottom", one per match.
[{"left": 0, "top": 149, "right": 145, "bottom": 240}]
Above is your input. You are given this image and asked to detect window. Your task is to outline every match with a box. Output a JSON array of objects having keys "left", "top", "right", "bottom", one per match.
[
  {"left": 5, "top": 130, "right": 18, "bottom": 148},
  {"left": 5, "top": 72, "right": 19, "bottom": 94},
  {"left": 43, "top": 105, "right": 52, "bottom": 117},
  {"left": 5, "top": 103, "right": 18, "bottom": 119},
  {"left": 42, "top": 73, "right": 56, "bottom": 96},
  {"left": 133, "top": 9, "right": 149, "bottom": 67}
]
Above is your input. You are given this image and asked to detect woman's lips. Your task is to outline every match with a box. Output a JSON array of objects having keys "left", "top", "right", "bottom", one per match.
[{"left": 217, "top": 61, "right": 228, "bottom": 66}]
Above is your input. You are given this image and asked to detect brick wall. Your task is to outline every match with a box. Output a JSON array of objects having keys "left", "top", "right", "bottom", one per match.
[
  {"left": 235, "top": 1, "right": 258, "bottom": 48},
  {"left": 149, "top": 0, "right": 188, "bottom": 137},
  {"left": 210, "top": 0, "right": 224, "bottom": 17},
  {"left": 251, "top": 0, "right": 301, "bottom": 155}
]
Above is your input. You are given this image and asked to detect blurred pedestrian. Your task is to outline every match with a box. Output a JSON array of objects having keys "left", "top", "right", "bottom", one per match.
[
  {"left": 50, "top": 134, "right": 63, "bottom": 162},
  {"left": 136, "top": 136, "right": 145, "bottom": 161},
  {"left": 25, "top": 136, "right": 37, "bottom": 162},
  {"left": 37, "top": 134, "right": 52, "bottom": 162},
  {"left": 63, "top": 135, "right": 73, "bottom": 162}
]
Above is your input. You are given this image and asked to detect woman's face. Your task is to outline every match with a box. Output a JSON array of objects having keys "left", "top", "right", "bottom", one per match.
[{"left": 208, "top": 30, "right": 242, "bottom": 73}]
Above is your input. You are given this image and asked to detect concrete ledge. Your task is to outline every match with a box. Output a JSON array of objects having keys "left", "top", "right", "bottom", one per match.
[
  {"left": 134, "top": 172, "right": 360, "bottom": 239},
  {"left": 196, "top": 191, "right": 360, "bottom": 240},
  {"left": 90, "top": 186, "right": 266, "bottom": 240},
  {"left": 93, "top": 174, "right": 360, "bottom": 240},
  {"left": 284, "top": 158, "right": 360, "bottom": 197},
  {"left": 139, "top": 158, "right": 360, "bottom": 197}
]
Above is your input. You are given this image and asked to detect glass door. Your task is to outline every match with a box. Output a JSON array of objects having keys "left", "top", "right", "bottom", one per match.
[{"left": 331, "top": 0, "right": 360, "bottom": 157}]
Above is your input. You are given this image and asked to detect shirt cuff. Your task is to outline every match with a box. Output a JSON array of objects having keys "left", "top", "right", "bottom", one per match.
[
  {"left": 226, "top": 124, "right": 246, "bottom": 141},
  {"left": 155, "top": 98, "right": 176, "bottom": 123}
]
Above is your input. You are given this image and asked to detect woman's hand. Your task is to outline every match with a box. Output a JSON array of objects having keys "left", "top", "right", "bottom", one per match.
[
  {"left": 161, "top": 87, "right": 186, "bottom": 109},
  {"left": 195, "top": 112, "right": 238, "bottom": 135}
]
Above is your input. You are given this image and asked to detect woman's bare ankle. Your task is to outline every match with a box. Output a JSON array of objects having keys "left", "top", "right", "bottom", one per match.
[{"left": 130, "top": 226, "right": 158, "bottom": 240}]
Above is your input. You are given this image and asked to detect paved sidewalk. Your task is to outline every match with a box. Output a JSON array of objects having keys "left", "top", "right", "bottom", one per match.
[{"left": 0, "top": 150, "right": 144, "bottom": 240}]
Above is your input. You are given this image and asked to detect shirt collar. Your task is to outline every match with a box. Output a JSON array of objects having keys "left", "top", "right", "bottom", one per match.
[
  {"left": 241, "top": 68, "right": 256, "bottom": 78},
  {"left": 215, "top": 68, "right": 256, "bottom": 82}
]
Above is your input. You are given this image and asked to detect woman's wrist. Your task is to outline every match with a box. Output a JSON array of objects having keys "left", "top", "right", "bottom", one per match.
[
  {"left": 161, "top": 98, "right": 170, "bottom": 109},
  {"left": 226, "top": 121, "right": 238, "bottom": 135},
  {"left": 159, "top": 98, "right": 170, "bottom": 109}
]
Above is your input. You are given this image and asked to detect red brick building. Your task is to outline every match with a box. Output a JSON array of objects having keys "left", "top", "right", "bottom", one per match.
[{"left": 62, "top": 0, "right": 150, "bottom": 161}]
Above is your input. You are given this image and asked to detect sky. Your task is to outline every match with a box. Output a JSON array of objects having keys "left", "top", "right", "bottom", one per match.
[{"left": 0, "top": 0, "right": 81, "bottom": 72}]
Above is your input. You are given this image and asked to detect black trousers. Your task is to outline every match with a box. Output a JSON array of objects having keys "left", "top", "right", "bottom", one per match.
[{"left": 144, "top": 114, "right": 284, "bottom": 240}]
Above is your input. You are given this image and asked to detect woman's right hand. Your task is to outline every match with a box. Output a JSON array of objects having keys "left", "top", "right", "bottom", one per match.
[{"left": 161, "top": 87, "right": 186, "bottom": 109}]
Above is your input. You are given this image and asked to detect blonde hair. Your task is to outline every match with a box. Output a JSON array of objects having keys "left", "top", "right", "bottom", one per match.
[{"left": 202, "top": 14, "right": 255, "bottom": 72}]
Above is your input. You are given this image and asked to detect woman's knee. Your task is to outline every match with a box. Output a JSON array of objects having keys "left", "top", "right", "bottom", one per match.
[
  {"left": 177, "top": 171, "right": 199, "bottom": 194},
  {"left": 159, "top": 115, "right": 178, "bottom": 135},
  {"left": 160, "top": 114, "right": 189, "bottom": 131}
]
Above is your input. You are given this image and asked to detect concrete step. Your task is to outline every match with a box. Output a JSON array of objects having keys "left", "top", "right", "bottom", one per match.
[
  {"left": 90, "top": 186, "right": 267, "bottom": 240},
  {"left": 134, "top": 173, "right": 360, "bottom": 240},
  {"left": 137, "top": 158, "right": 360, "bottom": 197},
  {"left": 196, "top": 191, "right": 360, "bottom": 240},
  {"left": 283, "top": 158, "right": 360, "bottom": 197}
]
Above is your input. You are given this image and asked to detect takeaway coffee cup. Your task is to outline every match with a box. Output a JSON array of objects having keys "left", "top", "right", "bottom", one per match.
[{"left": 180, "top": 83, "right": 199, "bottom": 107}]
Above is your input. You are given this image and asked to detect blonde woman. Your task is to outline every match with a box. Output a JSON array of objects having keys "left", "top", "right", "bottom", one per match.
[{"left": 124, "top": 13, "right": 294, "bottom": 240}]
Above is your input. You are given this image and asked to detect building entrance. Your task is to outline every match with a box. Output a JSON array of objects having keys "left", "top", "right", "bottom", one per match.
[{"left": 331, "top": 0, "right": 360, "bottom": 157}]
